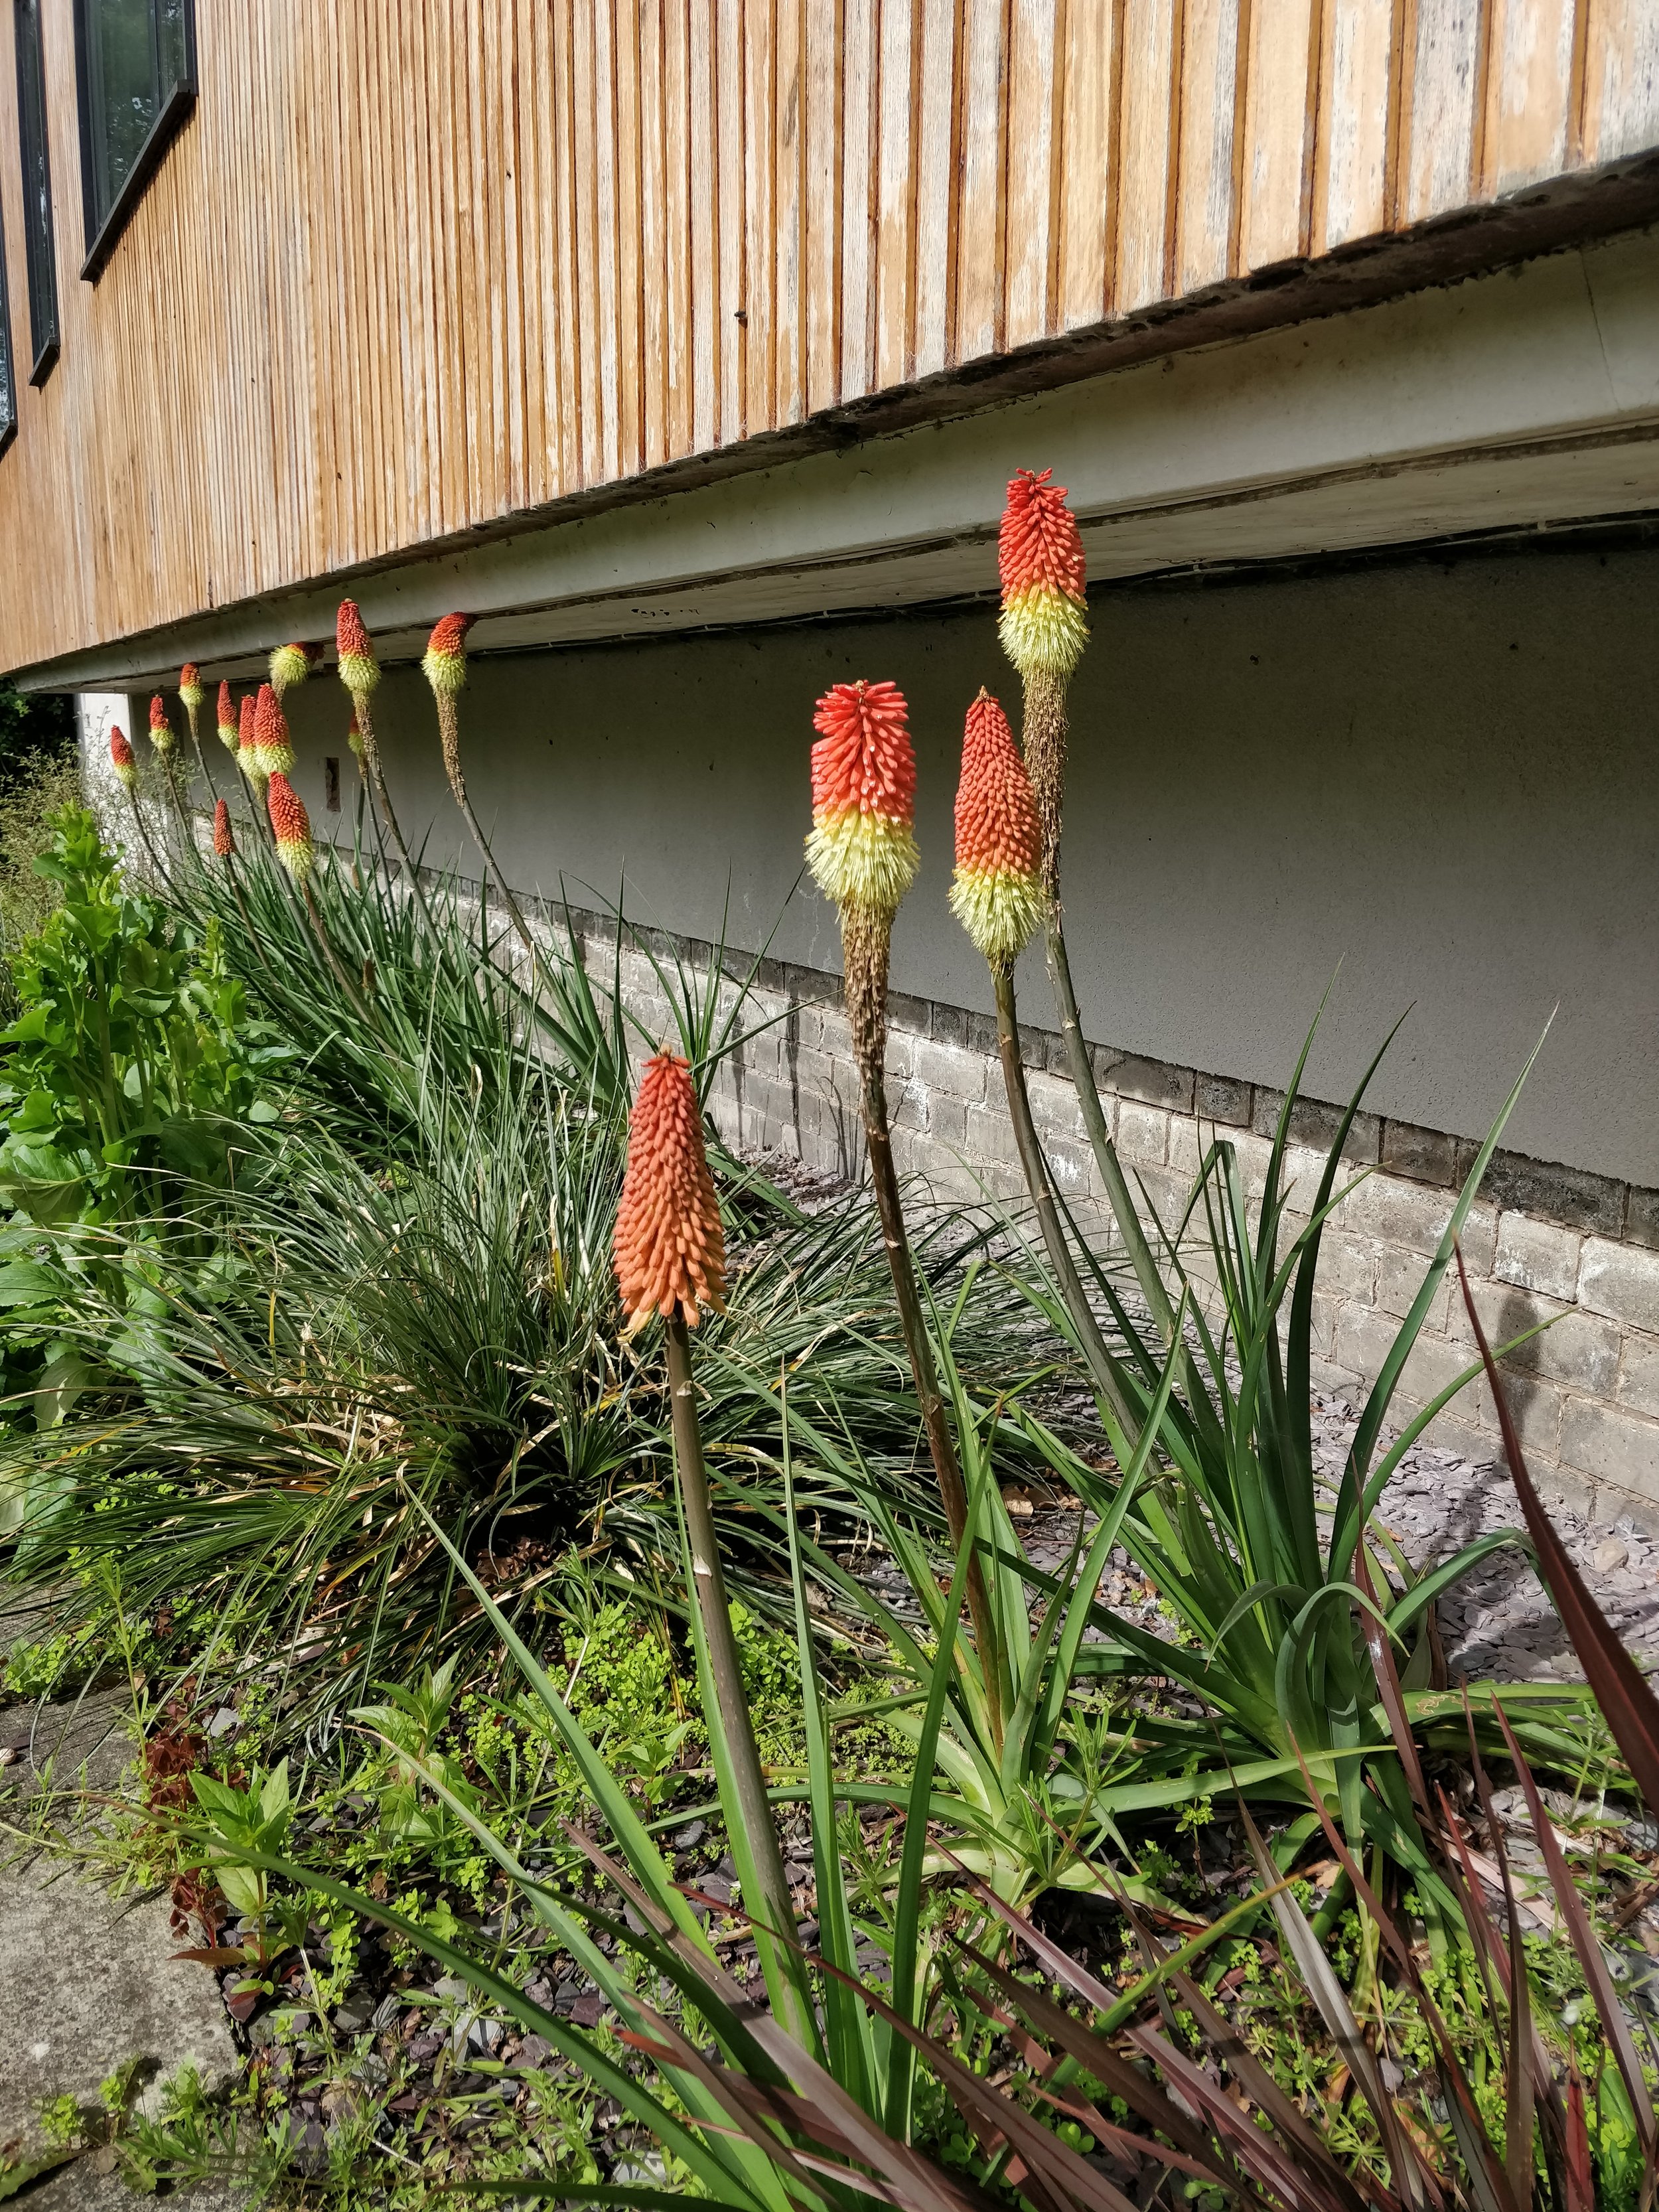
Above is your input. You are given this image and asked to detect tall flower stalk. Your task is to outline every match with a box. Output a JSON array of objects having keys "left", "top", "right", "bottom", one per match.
[
  {"left": 214, "top": 682, "right": 240, "bottom": 763},
  {"left": 806, "top": 678, "right": 1003, "bottom": 1730},
  {"left": 335, "top": 603, "right": 417, "bottom": 877},
  {"left": 949, "top": 690, "right": 1130, "bottom": 1423},
  {"left": 267, "top": 770, "right": 370, "bottom": 1014},
  {"left": 1000, "top": 469, "right": 1180, "bottom": 1353},
  {"left": 148, "top": 694, "right": 189, "bottom": 832},
  {"left": 613, "top": 1051, "right": 810, "bottom": 2037},
  {"left": 421, "top": 613, "right": 537, "bottom": 959},
  {"left": 178, "top": 664, "right": 208, "bottom": 789},
  {"left": 110, "top": 724, "right": 163, "bottom": 876}
]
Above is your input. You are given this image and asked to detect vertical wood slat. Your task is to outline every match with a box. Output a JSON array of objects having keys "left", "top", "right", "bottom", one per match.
[
  {"left": 954, "top": 0, "right": 1007, "bottom": 361},
  {"left": 1483, "top": 0, "right": 1582, "bottom": 190},
  {"left": 909, "top": 0, "right": 959, "bottom": 377},
  {"left": 0, "top": 0, "right": 1653, "bottom": 675}
]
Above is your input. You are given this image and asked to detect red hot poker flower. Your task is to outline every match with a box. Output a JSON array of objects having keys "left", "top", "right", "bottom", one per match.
[
  {"left": 266, "top": 771, "right": 315, "bottom": 881},
  {"left": 997, "top": 468, "right": 1089, "bottom": 681},
  {"left": 237, "top": 693, "right": 263, "bottom": 784},
  {"left": 269, "top": 642, "right": 317, "bottom": 697},
  {"left": 216, "top": 681, "right": 238, "bottom": 753},
  {"left": 149, "top": 694, "right": 177, "bottom": 755},
  {"left": 805, "top": 679, "right": 920, "bottom": 917},
  {"left": 110, "top": 725, "right": 137, "bottom": 790},
  {"left": 336, "top": 601, "right": 380, "bottom": 696},
  {"left": 422, "top": 613, "right": 474, "bottom": 696},
  {"left": 212, "top": 799, "right": 236, "bottom": 858},
  {"left": 253, "top": 682, "right": 295, "bottom": 778},
  {"left": 613, "top": 1051, "right": 727, "bottom": 1330},
  {"left": 949, "top": 690, "right": 1044, "bottom": 966},
  {"left": 179, "top": 664, "right": 203, "bottom": 711}
]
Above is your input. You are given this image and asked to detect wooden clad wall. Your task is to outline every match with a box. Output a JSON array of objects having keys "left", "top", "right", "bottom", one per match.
[{"left": 2, "top": 0, "right": 1656, "bottom": 675}]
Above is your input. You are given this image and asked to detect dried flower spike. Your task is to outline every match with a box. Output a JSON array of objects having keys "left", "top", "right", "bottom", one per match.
[
  {"left": 148, "top": 694, "right": 177, "bottom": 756},
  {"left": 216, "top": 682, "right": 239, "bottom": 754},
  {"left": 950, "top": 690, "right": 1044, "bottom": 968},
  {"left": 238, "top": 694, "right": 265, "bottom": 788},
  {"left": 613, "top": 1051, "right": 727, "bottom": 1330},
  {"left": 269, "top": 642, "right": 319, "bottom": 698},
  {"left": 998, "top": 468, "right": 1088, "bottom": 682},
  {"left": 110, "top": 725, "right": 136, "bottom": 790},
  {"left": 253, "top": 682, "right": 295, "bottom": 778},
  {"left": 805, "top": 680, "right": 919, "bottom": 919},
  {"left": 212, "top": 799, "right": 236, "bottom": 858},
  {"left": 336, "top": 601, "right": 380, "bottom": 697},
  {"left": 266, "top": 772, "right": 315, "bottom": 881}
]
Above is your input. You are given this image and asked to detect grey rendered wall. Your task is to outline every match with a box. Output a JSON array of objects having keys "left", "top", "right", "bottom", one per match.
[{"left": 279, "top": 542, "right": 1659, "bottom": 1189}]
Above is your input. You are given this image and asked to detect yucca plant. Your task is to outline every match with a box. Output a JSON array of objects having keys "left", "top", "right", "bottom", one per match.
[{"left": 970, "top": 1009, "right": 1609, "bottom": 1929}]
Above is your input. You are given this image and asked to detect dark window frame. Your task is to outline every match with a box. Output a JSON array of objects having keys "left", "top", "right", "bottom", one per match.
[
  {"left": 72, "top": 0, "right": 196, "bottom": 284},
  {"left": 0, "top": 195, "right": 16, "bottom": 459},
  {"left": 13, "top": 0, "right": 60, "bottom": 384}
]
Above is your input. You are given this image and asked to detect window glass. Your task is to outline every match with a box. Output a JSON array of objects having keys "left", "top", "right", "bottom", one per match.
[
  {"left": 76, "top": 0, "right": 194, "bottom": 270},
  {"left": 14, "top": 0, "right": 59, "bottom": 378}
]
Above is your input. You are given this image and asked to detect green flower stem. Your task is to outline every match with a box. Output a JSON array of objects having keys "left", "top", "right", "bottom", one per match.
[
  {"left": 664, "top": 1313, "right": 811, "bottom": 2041},
  {"left": 1041, "top": 910, "right": 1180, "bottom": 1353},
  {"left": 856, "top": 1049, "right": 1006, "bottom": 1747},
  {"left": 991, "top": 962, "right": 1135, "bottom": 1432}
]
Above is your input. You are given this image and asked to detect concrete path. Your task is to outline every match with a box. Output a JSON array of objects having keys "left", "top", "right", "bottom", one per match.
[{"left": 1, "top": 1609, "right": 247, "bottom": 2207}]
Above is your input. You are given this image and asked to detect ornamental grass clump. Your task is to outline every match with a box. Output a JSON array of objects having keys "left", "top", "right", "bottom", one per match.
[
  {"left": 613, "top": 1049, "right": 805, "bottom": 2033},
  {"left": 807, "top": 677, "right": 1001, "bottom": 1725},
  {"left": 421, "top": 611, "right": 536, "bottom": 956},
  {"left": 950, "top": 690, "right": 1126, "bottom": 1417}
]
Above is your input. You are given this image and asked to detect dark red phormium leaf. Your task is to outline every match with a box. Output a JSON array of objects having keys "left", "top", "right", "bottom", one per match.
[{"left": 1455, "top": 1244, "right": 1659, "bottom": 1818}]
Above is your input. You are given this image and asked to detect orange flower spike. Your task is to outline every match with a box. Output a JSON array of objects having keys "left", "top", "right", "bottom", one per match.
[
  {"left": 804, "top": 679, "right": 920, "bottom": 918},
  {"left": 613, "top": 1051, "right": 727, "bottom": 1331},
  {"left": 421, "top": 612, "right": 474, "bottom": 698},
  {"left": 253, "top": 681, "right": 295, "bottom": 778},
  {"left": 179, "top": 664, "right": 203, "bottom": 736},
  {"left": 949, "top": 690, "right": 1045, "bottom": 968},
  {"left": 109, "top": 725, "right": 137, "bottom": 790},
  {"left": 237, "top": 694, "right": 265, "bottom": 788},
  {"left": 266, "top": 771, "right": 315, "bottom": 881},
  {"left": 997, "top": 468, "right": 1089, "bottom": 682},
  {"left": 216, "top": 681, "right": 239, "bottom": 755},
  {"left": 212, "top": 799, "right": 236, "bottom": 859},
  {"left": 336, "top": 601, "right": 379, "bottom": 698},
  {"left": 148, "top": 693, "right": 177, "bottom": 757}
]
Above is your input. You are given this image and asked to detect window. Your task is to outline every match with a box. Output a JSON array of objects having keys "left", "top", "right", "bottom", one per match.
[
  {"left": 14, "top": 0, "right": 58, "bottom": 382},
  {"left": 0, "top": 201, "right": 15, "bottom": 457},
  {"left": 72, "top": 0, "right": 195, "bottom": 281}
]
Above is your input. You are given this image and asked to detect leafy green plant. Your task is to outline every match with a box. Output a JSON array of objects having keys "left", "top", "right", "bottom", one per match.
[{"left": 0, "top": 806, "right": 282, "bottom": 1229}]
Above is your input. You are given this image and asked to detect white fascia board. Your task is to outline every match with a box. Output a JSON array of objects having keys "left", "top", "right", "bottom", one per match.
[{"left": 39, "top": 226, "right": 1659, "bottom": 691}]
